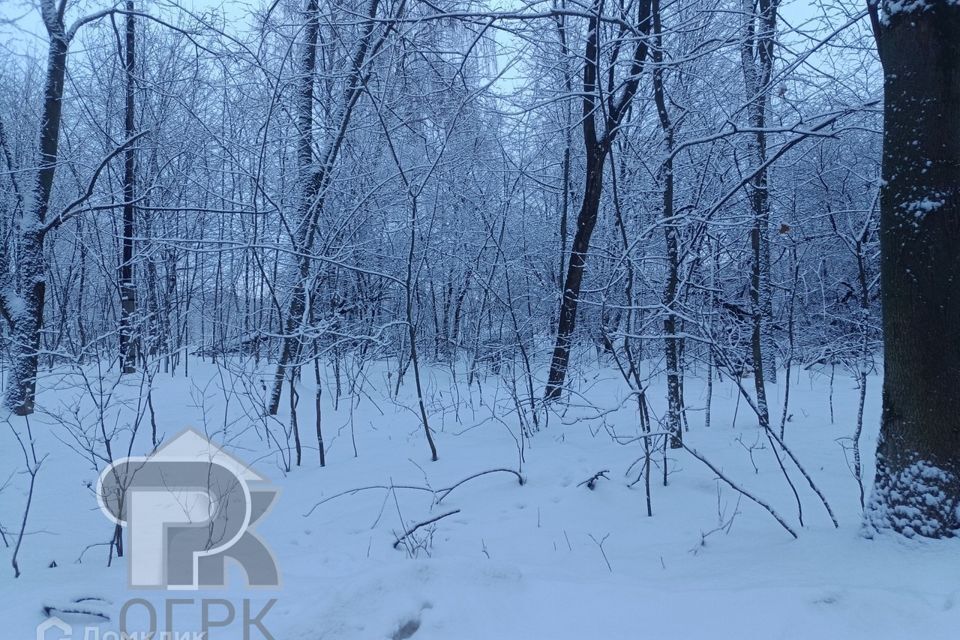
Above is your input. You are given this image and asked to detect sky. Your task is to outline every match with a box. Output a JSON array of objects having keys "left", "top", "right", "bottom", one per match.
[
  {"left": 0, "top": 0, "right": 867, "bottom": 109},
  {"left": 0, "top": 0, "right": 253, "bottom": 57},
  {"left": 0, "top": 0, "right": 836, "bottom": 54}
]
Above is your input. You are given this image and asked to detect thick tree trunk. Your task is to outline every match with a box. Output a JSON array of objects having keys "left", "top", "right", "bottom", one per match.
[
  {"left": 865, "top": 2, "right": 960, "bottom": 538},
  {"left": 6, "top": 29, "right": 68, "bottom": 415},
  {"left": 8, "top": 230, "right": 46, "bottom": 416}
]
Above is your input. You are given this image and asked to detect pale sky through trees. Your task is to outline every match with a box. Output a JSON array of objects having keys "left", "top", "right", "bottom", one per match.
[{"left": 0, "top": 0, "right": 837, "bottom": 54}]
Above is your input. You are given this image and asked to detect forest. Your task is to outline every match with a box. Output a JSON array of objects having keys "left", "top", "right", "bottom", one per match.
[{"left": 0, "top": 0, "right": 958, "bottom": 638}]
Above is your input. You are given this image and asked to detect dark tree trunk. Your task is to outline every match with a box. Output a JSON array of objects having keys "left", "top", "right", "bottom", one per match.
[
  {"left": 119, "top": 0, "right": 137, "bottom": 374},
  {"left": 741, "top": 0, "right": 778, "bottom": 388},
  {"left": 268, "top": 0, "right": 320, "bottom": 415},
  {"left": 544, "top": 0, "right": 652, "bottom": 400},
  {"left": 865, "top": 1, "right": 960, "bottom": 538},
  {"left": 268, "top": 0, "right": 384, "bottom": 414},
  {"left": 545, "top": 150, "right": 606, "bottom": 400},
  {"left": 6, "top": 23, "right": 68, "bottom": 415},
  {"left": 651, "top": 0, "right": 683, "bottom": 448},
  {"left": 554, "top": 5, "right": 573, "bottom": 294}
]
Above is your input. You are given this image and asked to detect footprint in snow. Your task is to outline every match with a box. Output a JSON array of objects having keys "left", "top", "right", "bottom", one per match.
[
  {"left": 391, "top": 602, "right": 432, "bottom": 640},
  {"left": 813, "top": 592, "right": 842, "bottom": 606}
]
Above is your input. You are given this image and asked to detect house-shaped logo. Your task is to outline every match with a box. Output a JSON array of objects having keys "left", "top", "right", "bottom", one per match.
[
  {"left": 95, "top": 428, "right": 280, "bottom": 589},
  {"left": 36, "top": 617, "right": 71, "bottom": 640}
]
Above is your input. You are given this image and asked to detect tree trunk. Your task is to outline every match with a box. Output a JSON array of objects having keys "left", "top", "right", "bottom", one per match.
[
  {"left": 268, "top": 0, "right": 320, "bottom": 415},
  {"left": 268, "top": 0, "right": 384, "bottom": 414},
  {"left": 554, "top": 5, "right": 573, "bottom": 294},
  {"left": 651, "top": 0, "right": 683, "bottom": 448},
  {"left": 6, "top": 25, "right": 68, "bottom": 415},
  {"left": 740, "top": 0, "right": 778, "bottom": 387},
  {"left": 7, "top": 230, "right": 47, "bottom": 415},
  {"left": 119, "top": 0, "right": 137, "bottom": 374},
  {"left": 865, "top": 1, "right": 960, "bottom": 538},
  {"left": 545, "top": 150, "right": 606, "bottom": 400},
  {"left": 544, "top": 0, "right": 652, "bottom": 400}
]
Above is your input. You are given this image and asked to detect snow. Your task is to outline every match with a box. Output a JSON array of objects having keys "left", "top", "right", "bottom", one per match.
[
  {"left": 903, "top": 197, "right": 944, "bottom": 221},
  {"left": 2, "top": 360, "right": 960, "bottom": 639},
  {"left": 882, "top": 0, "right": 960, "bottom": 20},
  {"left": 867, "top": 456, "right": 960, "bottom": 538}
]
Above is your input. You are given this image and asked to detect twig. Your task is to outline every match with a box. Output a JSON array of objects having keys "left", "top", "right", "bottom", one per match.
[
  {"left": 713, "top": 348, "right": 839, "bottom": 528},
  {"left": 305, "top": 468, "right": 525, "bottom": 516},
  {"left": 577, "top": 470, "right": 610, "bottom": 490},
  {"left": 588, "top": 533, "right": 613, "bottom": 572},
  {"left": 43, "top": 601, "right": 111, "bottom": 622},
  {"left": 304, "top": 484, "right": 434, "bottom": 517},
  {"left": 766, "top": 427, "right": 839, "bottom": 528},
  {"left": 392, "top": 509, "right": 461, "bottom": 549}
]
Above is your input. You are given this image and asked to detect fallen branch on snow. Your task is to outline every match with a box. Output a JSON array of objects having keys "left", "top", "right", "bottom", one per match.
[
  {"left": 682, "top": 444, "right": 798, "bottom": 539},
  {"left": 393, "top": 509, "right": 461, "bottom": 549},
  {"left": 577, "top": 470, "right": 610, "bottom": 490}
]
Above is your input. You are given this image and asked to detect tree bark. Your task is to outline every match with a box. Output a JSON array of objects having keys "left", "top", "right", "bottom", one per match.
[
  {"left": 267, "top": 0, "right": 320, "bottom": 415},
  {"left": 545, "top": 150, "right": 607, "bottom": 400},
  {"left": 651, "top": 0, "right": 683, "bottom": 448},
  {"left": 5, "top": 15, "right": 69, "bottom": 415},
  {"left": 119, "top": 0, "right": 137, "bottom": 374},
  {"left": 740, "top": 0, "right": 778, "bottom": 387},
  {"left": 865, "top": 1, "right": 960, "bottom": 538}
]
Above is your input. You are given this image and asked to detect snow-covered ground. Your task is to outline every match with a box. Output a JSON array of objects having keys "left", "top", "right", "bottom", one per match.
[{"left": 2, "top": 360, "right": 958, "bottom": 639}]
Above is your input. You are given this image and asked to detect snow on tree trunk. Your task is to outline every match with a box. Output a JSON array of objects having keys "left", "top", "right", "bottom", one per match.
[
  {"left": 6, "top": 22, "right": 68, "bottom": 415},
  {"left": 740, "top": 0, "right": 777, "bottom": 386},
  {"left": 865, "top": 0, "right": 960, "bottom": 538},
  {"left": 6, "top": 230, "right": 45, "bottom": 416}
]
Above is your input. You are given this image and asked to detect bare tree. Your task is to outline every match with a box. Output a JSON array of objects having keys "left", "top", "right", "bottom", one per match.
[
  {"left": 119, "top": 0, "right": 138, "bottom": 374},
  {"left": 1, "top": 1, "right": 132, "bottom": 414},
  {"left": 545, "top": 0, "right": 653, "bottom": 400},
  {"left": 739, "top": 0, "right": 779, "bottom": 397}
]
